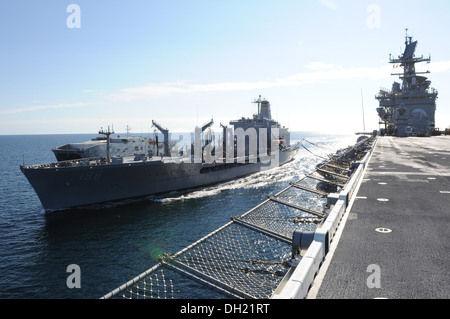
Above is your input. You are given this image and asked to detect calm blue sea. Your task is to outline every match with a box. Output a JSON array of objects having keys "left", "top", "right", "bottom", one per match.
[{"left": 0, "top": 132, "right": 355, "bottom": 299}]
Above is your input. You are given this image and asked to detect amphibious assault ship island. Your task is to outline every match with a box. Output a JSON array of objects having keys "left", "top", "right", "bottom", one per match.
[
  {"left": 376, "top": 31, "right": 438, "bottom": 137},
  {"left": 21, "top": 96, "right": 299, "bottom": 212}
]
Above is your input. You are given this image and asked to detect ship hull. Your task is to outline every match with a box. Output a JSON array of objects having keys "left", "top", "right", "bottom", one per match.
[{"left": 21, "top": 148, "right": 298, "bottom": 212}]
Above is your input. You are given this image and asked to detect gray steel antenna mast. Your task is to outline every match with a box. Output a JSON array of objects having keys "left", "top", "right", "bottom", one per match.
[
  {"left": 252, "top": 95, "right": 262, "bottom": 117},
  {"left": 99, "top": 126, "right": 114, "bottom": 163}
]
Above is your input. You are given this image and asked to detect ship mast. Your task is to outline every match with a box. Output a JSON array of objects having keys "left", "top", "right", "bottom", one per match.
[
  {"left": 151, "top": 120, "right": 170, "bottom": 156},
  {"left": 99, "top": 126, "right": 114, "bottom": 163},
  {"left": 200, "top": 119, "right": 214, "bottom": 160},
  {"left": 220, "top": 122, "right": 228, "bottom": 161},
  {"left": 389, "top": 29, "right": 431, "bottom": 83},
  {"left": 253, "top": 95, "right": 262, "bottom": 116}
]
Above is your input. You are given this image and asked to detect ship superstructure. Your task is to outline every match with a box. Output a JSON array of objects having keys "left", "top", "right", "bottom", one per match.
[
  {"left": 52, "top": 128, "right": 169, "bottom": 162},
  {"left": 230, "top": 95, "right": 291, "bottom": 146},
  {"left": 376, "top": 30, "right": 438, "bottom": 137}
]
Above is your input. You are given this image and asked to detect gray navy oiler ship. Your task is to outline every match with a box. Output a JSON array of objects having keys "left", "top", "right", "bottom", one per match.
[{"left": 21, "top": 96, "right": 299, "bottom": 212}]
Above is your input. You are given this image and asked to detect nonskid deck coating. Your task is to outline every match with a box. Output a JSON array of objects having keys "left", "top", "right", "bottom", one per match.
[{"left": 313, "top": 136, "right": 450, "bottom": 299}]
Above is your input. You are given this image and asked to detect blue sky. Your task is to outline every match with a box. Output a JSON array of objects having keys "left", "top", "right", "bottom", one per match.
[{"left": 1, "top": 0, "right": 449, "bottom": 135}]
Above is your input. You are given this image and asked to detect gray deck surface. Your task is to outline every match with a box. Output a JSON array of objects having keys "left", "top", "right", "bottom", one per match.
[{"left": 313, "top": 136, "right": 450, "bottom": 299}]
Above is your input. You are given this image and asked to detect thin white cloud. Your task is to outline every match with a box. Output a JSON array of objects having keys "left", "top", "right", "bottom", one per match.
[
  {"left": 304, "top": 61, "right": 340, "bottom": 70},
  {"left": 430, "top": 60, "right": 450, "bottom": 73},
  {"left": 108, "top": 62, "right": 395, "bottom": 101},
  {"left": 288, "top": 64, "right": 392, "bottom": 82},
  {"left": 4, "top": 60, "right": 450, "bottom": 116},
  {"left": 108, "top": 59, "right": 450, "bottom": 102},
  {"left": 0, "top": 102, "right": 91, "bottom": 115},
  {"left": 108, "top": 80, "right": 279, "bottom": 102},
  {"left": 319, "top": 0, "right": 338, "bottom": 10}
]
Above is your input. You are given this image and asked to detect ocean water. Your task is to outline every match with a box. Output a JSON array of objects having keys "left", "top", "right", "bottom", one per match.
[{"left": 0, "top": 132, "right": 355, "bottom": 299}]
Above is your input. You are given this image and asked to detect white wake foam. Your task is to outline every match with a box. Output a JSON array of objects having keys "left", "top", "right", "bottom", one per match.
[{"left": 149, "top": 135, "right": 356, "bottom": 203}]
